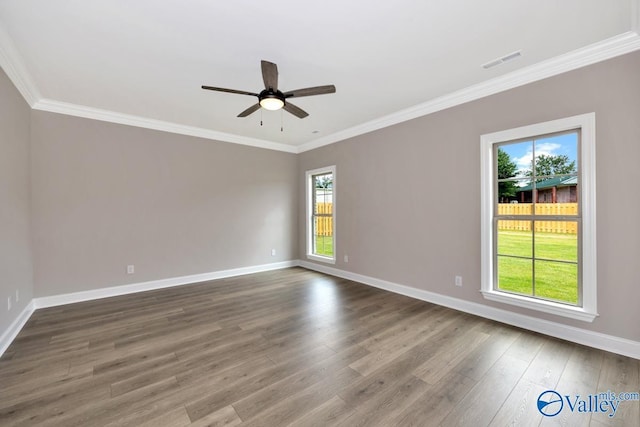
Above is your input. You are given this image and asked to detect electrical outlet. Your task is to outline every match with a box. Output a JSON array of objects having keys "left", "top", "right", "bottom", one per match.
[
  {"left": 455, "top": 276, "right": 463, "bottom": 287},
  {"left": 127, "top": 265, "right": 135, "bottom": 274},
  {"left": 7, "top": 296, "right": 11, "bottom": 311},
  {"left": 344, "top": 254, "right": 349, "bottom": 263},
  {"left": 271, "top": 249, "right": 276, "bottom": 256}
]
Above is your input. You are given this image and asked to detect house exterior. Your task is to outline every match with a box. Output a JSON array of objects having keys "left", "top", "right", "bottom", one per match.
[{"left": 516, "top": 176, "right": 578, "bottom": 203}]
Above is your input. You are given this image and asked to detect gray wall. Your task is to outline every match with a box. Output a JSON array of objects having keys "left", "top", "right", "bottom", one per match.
[
  {"left": 30, "top": 112, "right": 298, "bottom": 296},
  {"left": 0, "top": 68, "right": 33, "bottom": 333},
  {"left": 2, "top": 51, "right": 639, "bottom": 345},
  {"left": 298, "top": 51, "right": 640, "bottom": 341}
]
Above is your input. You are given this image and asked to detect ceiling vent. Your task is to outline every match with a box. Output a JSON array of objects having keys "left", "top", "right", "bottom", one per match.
[{"left": 482, "top": 50, "right": 522, "bottom": 69}]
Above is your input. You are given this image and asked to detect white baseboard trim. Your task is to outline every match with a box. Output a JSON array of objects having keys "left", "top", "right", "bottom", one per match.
[
  {"left": 34, "top": 260, "right": 298, "bottom": 309},
  {"left": 4, "top": 260, "right": 637, "bottom": 360},
  {"left": 0, "top": 260, "right": 297, "bottom": 357},
  {"left": 298, "top": 260, "right": 640, "bottom": 360},
  {"left": 0, "top": 300, "right": 36, "bottom": 357}
]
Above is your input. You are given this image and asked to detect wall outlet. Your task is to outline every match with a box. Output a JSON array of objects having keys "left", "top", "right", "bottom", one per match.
[
  {"left": 455, "top": 276, "right": 463, "bottom": 287},
  {"left": 271, "top": 249, "right": 276, "bottom": 256},
  {"left": 15, "top": 289, "right": 19, "bottom": 302},
  {"left": 344, "top": 254, "right": 349, "bottom": 263},
  {"left": 127, "top": 265, "right": 135, "bottom": 274},
  {"left": 7, "top": 296, "right": 11, "bottom": 311}
]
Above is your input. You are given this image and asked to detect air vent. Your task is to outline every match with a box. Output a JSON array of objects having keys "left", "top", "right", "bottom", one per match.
[{"left": 482, "top": 50, "right": 522, "bottom": 69}]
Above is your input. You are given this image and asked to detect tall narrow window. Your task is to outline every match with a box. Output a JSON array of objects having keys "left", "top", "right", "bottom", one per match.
[
  {"left": 481, "top": 114, "right": 597, "bottom": 321},
  {"left": 306, "top": 166, "right": 336, "bottom": 263},
  {"left": 496, "top": 131, "right": 580, "bottom": 304}
]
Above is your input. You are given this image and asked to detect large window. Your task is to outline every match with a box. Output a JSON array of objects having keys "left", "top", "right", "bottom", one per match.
[
  {"left": 481, "top": 114, "right": 597, "bottom": 321},
  {"left": 306, "top": 166, "right": 335, "bottom": 263}
]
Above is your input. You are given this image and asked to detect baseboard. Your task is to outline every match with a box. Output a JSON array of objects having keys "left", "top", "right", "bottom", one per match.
[
  {"left": 5, "top": 260, "right": 637, "bottom": 360},
  {"left": 34, "top": 260, "right": 298, "bottom": 309},
  {"left": 0, "top": 300, "right": 36, "bottom": 357},
  {"left": 298, "top": 260, "right": 640, "bottom": 360},
  {"left": 0, "top": 260, "right": 297, "bottom": 358}
]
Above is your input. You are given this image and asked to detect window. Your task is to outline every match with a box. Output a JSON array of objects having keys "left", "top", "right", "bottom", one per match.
[
  {"left": 481, "top": 113, "right": 597, "bottom": 321},
  {"left": 306, "top": 166, "right": 336, "bottom": 263}
]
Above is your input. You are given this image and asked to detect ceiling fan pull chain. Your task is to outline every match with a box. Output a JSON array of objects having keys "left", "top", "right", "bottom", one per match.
[
  {"left": 281, "top": 109, "right": 283, "bottom": 132},
  {"left": 260, "top": 109, "right": 263, "bottom": 126}
]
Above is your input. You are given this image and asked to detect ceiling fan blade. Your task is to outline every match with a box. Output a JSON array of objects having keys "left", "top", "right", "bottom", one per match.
[
  {"left": 261, "top": 60, "right": 278, "bottom": 91},
  {"left": 237, "top": 103, "right": 261, "bottom": 117},
  {"left": 284, "top": 85, "right": 336, "bottom": 98},
  {"left": 283, "top": 102, "right": 309, "bottom": 119},
  {"left": 201, "top": 86, "right": 258, "bottom": 97}
]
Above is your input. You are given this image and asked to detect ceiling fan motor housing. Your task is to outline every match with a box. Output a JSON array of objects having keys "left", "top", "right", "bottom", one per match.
[{"left": 259, "top": 89, "right": 286, "bottom": 110}]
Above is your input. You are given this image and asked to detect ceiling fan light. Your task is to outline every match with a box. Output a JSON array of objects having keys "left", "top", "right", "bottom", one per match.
[{"left": 260, "top": 97, "right": 284, "bottom": 111}]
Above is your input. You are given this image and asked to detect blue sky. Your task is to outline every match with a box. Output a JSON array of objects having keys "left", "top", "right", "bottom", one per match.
[{"left": 500, "top": 132, "right": 578, "bottom": 176}]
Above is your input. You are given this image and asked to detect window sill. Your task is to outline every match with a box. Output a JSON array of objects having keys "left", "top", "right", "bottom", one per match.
[
  {"left": 481, "top": 290, "right": 598, "bottom": 322},
  {"left": 306, "top": 254, "right": 336, "bottom": 265}
]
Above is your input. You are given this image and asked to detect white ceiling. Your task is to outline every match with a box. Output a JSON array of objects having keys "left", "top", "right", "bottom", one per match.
[{"left": 0, "top": 1, "right": 638, "bottom": 152}]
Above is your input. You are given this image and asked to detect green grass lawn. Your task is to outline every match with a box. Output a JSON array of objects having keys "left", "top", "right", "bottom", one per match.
[
  {"left": 497, "top": 230, "right": 578, "bottom": 304},
  {"left": 314, "top": 235, "right": 333, "bottom": 257},
  {"left": 313, "top": 231, "right": 577, "bottom": 304}
]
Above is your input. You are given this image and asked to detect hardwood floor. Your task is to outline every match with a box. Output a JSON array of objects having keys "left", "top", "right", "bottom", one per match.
[{"left": 1, "top": 267, "right": 638, "bottom": 426}]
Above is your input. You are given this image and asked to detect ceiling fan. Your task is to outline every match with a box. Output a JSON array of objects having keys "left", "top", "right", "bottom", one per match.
[{"left": 202, "top": 60, "right": 336, "bottom": 119}]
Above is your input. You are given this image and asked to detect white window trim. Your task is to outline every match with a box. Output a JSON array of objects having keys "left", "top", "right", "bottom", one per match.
[
  {"left": 306, "top": 165, "right": 336, "bottom": 264},
  {"left": 480, "top": 113, "right": 597, "bottom": 322}
]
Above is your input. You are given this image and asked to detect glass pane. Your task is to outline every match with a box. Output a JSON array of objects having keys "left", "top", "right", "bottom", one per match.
[
  {"left": 534, "top": 260, "right": 578, "bottom": 305},
  {"left": 311, "top": 171, "right": 334, "bottom": 257},
  {"left": 497, "top": 256, "right": 533, "bottom": 296},
  {"left": 313, "top": 173, "right": 332, "bottom": 214},
  {"left": 534, "top": 222, "right": 578, "bottom": 262},
  {"left": 497, "top": 221, "right": 532, "bottom": 257},
  {"left": 533, "top": 195, "right": 578, "bottom": 216},
  {"left": 531, "top": 132, "right": 579, "bottom": 211},
  {"left": 534, "top": 219, "right": 579, "bottom": 236},
  {"left": 497, "top": 191, "right": 532, "bottom": 216},
  {"left": 313, "top": 233, "right": 333, "bottom": 257},
  {"left": 532, "top": 176, "right": 578, "bottom": 208},
  {"left": 497, "top": 178, "right": 534, "bottom": 210},
  {"left": 497, "top": 141, "right": 532, "bottom": 203},
  {"left": 532, "top": 132, "right": 579, "bottom": 180}
]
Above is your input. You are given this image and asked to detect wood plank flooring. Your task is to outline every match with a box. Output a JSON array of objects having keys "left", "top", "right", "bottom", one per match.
[{"left": 1, "top": 267, "right": 638, "bottom": 426}]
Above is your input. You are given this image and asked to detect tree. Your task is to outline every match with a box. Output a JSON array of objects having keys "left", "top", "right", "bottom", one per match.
[
  {"left": 526, "top": 154, "right": 576, "bottom": 180},
  {"left": 315, "top": 175, "right": 332, "bottom": 189},
  {"left": 497, "top": 148, "right": 518, "bottom": 201}
]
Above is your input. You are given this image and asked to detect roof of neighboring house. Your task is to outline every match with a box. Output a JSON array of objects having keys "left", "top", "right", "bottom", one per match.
[{"left": 518, "top": 176, "right": 577, "bottom": 192}]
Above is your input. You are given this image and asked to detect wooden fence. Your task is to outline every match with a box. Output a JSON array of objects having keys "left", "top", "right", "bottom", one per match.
[
  {"left": 313, "top": 202, "right": 577, "bottom": 235},
  {"left": 498, "top": 203, "right": 578, "bottom": 234},
  {"left": 314, "top": 203, "right": 333, "bottom": 236}
]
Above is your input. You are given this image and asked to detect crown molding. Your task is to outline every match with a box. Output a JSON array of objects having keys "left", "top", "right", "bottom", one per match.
[
  {"left": 2, "top": 18, "right": 639, "bottom": 154},
  {"left": 0, "top": 24, "right": 40, "bottom": 106},
  {"left": 32, "top": 99, "right": 298, "bottom": 153},
  {"left": 298, "top": 31, "right": 640, "bottom": 153}
]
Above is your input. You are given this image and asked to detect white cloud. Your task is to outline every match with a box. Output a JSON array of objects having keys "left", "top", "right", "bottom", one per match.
[{"left": 514, "top": 142, "right": 561, "bottom": 171}]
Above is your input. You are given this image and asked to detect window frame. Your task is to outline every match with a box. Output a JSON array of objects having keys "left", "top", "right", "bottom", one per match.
[
  {"left": 306, "top": 165, "right": 336, "bottom": 264},
  {"left": 480, "top": 113, "right": 597, "bottom": 322}
]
